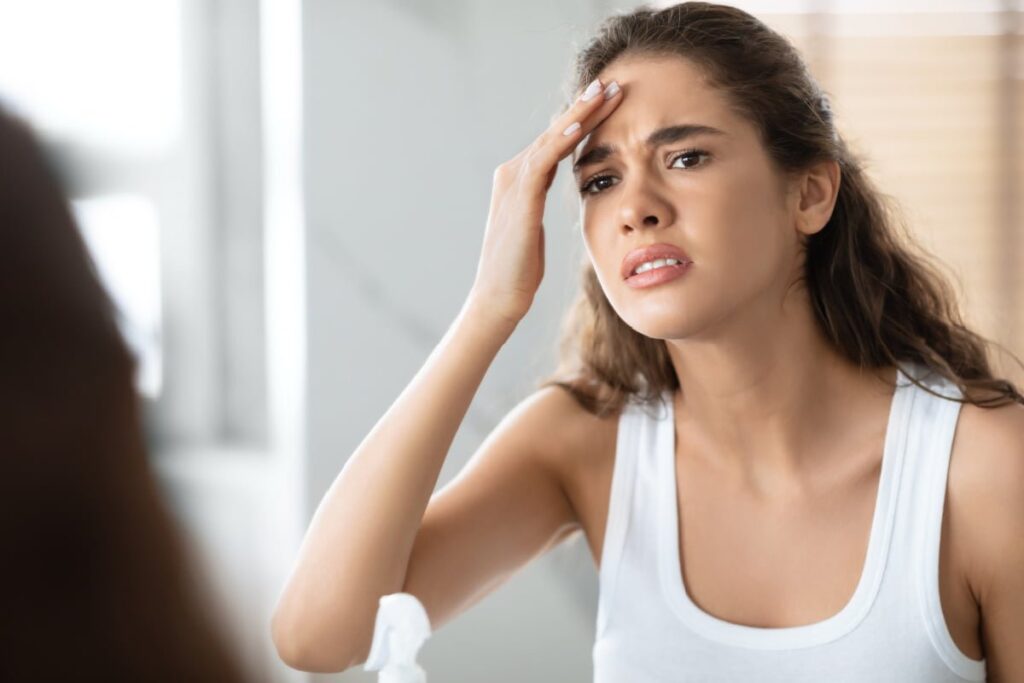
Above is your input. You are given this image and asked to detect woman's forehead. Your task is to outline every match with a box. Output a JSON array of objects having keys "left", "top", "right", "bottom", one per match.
[
  {"left": 595, "top": 53, "right": 712, "bottom": 95},
  {"left": 584, "top": 59, "right": 734, "bottom": 143},
  {"left": 573, "top": 96, "right": 736, "bottom": 170}
]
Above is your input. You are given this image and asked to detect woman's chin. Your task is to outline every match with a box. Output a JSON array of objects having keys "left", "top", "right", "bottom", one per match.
[{"left": 623, "top": 313, "right": 701, "bottom": 342}]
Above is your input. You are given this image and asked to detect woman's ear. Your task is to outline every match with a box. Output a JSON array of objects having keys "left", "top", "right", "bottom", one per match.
[{"left": 791, "top": 158, "right": 841, "bottom": 237}]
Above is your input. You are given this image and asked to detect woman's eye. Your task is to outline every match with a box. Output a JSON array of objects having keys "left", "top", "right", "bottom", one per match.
[
  {"left": 579, "top": 175, "right": 616, "bottom": 195},
  {"left": 578, "top": 149, "right": 709, "bottom": 196},
  {"left": 670, "top": 149, "right": 709, "bottom": 170}
]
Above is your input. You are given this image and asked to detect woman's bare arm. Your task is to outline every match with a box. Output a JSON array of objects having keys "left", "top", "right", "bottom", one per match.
[
  {"left": 270, "top": 75, "right": 622, "bottom": 673},
  {"left": 270, "top": 298, "right": 516, "bottom": 672}
]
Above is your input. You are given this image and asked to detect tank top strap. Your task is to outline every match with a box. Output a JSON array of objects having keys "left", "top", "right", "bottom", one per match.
[
  {"left": 595, "top": 394, "right": 665, "bottom": 640},
  {"left": 894, "top": 363, "right": 987, "bottom": 679}
]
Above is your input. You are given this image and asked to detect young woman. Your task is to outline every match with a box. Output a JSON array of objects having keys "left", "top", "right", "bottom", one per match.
[{"left": 272, "top": 3, "right": 1024, "bottom": 680}]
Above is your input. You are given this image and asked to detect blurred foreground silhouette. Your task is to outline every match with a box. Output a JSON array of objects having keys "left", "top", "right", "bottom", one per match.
[{"left": 0, "top": 105, "right": 246, "bottom": 682}]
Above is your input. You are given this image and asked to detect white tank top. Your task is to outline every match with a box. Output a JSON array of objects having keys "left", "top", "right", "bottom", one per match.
[{"left": 592, "top": 360, "right": 987, "bottom": 682}]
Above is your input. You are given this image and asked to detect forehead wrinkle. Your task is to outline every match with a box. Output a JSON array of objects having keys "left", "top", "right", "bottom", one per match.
[{"left": 572, "top": 122, "right": 727, "bottom": 175}]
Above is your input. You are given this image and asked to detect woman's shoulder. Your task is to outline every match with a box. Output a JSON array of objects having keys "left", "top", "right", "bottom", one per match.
[
  {"left": 949, "top": 397, "right": 1024, "bottom": 514},
  {"left": 520, "top": 385, "right": 624, "bottom": 542},
  {"left": 517, "top": 385, "right": 623, "bottom": 487},
  {"left": 947, "top": 396, "right": 1024, "bottom": 673},
  {"left": 524, "top": 384, "right": 624, "bottom": 456}
]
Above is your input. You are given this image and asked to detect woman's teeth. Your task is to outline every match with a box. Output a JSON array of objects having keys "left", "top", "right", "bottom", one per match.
[{"left": 633, "top": 258, "right": 683, "bottom": 275}]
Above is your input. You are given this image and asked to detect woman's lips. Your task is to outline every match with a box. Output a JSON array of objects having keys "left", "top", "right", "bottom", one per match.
[
  {"left": 624, "top": 261, "right": 692, "bottom": 289},
  {"left": 620, "top": 242, "right": 692, "bottom": 280}
]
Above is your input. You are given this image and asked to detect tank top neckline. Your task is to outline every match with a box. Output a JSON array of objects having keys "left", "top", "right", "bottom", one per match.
[{"left": 655, "top": 361, "right": 918, "bottom": 650}]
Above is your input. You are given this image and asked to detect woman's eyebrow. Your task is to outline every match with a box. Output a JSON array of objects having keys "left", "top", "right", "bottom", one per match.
[{"left": 572, "top": 123, "right": 727, "bottom": 174}]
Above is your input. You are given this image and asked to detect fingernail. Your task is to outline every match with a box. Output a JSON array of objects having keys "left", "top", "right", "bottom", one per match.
[
  {"left": 580, "top": 78, "right": 602, "bottom": 102},
  {"left": 562, "top": 121, "right": 581, "bottom": 136},
  {"left": 604, "top": 81, "right": 620, "bottom": 100}
]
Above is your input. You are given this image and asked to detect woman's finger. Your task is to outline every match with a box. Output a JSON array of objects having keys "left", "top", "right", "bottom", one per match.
[{"left": 522, "top": 78, "right": 622, "bottom": 189}]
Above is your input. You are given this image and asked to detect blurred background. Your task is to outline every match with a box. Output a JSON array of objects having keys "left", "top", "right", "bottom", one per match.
[{"left": 0, "top": 0, "right": 1019, "bottom": 680}]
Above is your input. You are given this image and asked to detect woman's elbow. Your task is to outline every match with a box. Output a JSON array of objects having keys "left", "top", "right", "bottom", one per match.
[{"left": 270, "top": 605, "right": 359, "bottom": 673}]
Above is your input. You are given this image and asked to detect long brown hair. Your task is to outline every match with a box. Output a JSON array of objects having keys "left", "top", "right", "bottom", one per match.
[
  {"left": 0, "top": 107, "right": 246, "bottom": 680},
  {"left": 538, "top": 1, "right": 1024, "bottom": 417}
]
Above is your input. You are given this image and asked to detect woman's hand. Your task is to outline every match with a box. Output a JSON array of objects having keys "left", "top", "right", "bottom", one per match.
[{"left": 467, "top": 77, "right": 623, "bottom": 330}]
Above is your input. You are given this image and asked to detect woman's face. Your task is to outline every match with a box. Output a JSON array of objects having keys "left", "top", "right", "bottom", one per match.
[{"left": 574, "top": 55, "right": 803, "bottom": 341}]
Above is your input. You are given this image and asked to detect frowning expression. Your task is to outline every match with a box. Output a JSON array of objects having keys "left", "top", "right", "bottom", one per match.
[{"left": 573, "top": 55, "right": 802, "bottom": 341}]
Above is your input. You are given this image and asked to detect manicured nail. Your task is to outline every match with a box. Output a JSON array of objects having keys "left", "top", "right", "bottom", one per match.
[
  {"left": 604, "top": 81, "right": 620, "bottom": 100},
  {"left": 580, "top": 78, "right": 602, "bottom": 102},
  {"left": 562, "top": 121, "right": 581, "bottom": 136}
]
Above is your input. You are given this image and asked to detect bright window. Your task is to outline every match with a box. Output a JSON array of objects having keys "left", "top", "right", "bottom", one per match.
[{"left": 72, "top": 194, "right": 163, "bottom": 398}]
